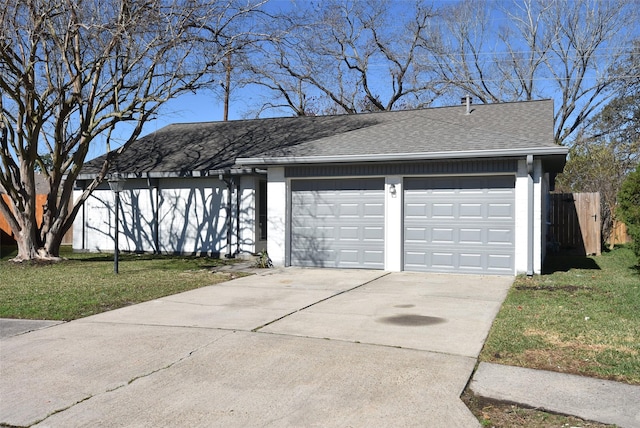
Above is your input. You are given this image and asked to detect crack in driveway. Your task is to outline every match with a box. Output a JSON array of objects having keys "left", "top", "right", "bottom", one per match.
[
  {"left": 31, "top": 330, "right": 237, "bottom": 427},
  {"left": 250, "top": 272, "right": 390, "bottom": 332}
]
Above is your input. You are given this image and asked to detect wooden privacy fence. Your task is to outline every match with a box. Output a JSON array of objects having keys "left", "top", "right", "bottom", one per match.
[
  {"left": 609, "top": 219, "right": 632, "bottom": 246},
  {"left": 549, "top": 192, "right": 601, "bottom": 256}
]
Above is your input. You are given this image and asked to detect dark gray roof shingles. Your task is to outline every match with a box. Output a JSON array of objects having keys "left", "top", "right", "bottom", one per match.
[{"left": 82, "top": 99, "right": 556, "bottom": 176}]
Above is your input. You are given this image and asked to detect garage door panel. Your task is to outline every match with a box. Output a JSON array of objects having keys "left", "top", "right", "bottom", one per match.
[
  {"left": 339, "top": 226, "right": 359, "bottom": 240},
  {"left": 432, "top": 204, "right": 454, "bottom": 217},
  {"left": 404, "top": 176, "right": 515, "bottom": 275},
  {"left": 460, "top": 228, "right": 483, "bottom": 243},
  {"left": 364, "top": 203, "right": 384, "bottom": 217},
  {"left": 459, "top": 253, "right": 483, "bottom": 269},
  {"left": 488, "top": 203, "right": 513, "bottom": 218},
  {"left": 487, "top": 229, "right": 513, "bottom": 245},
  {"left": 432, "top": 228, "right": 454, "bottom": 243},
  {"left": 405, "top": 227, "right": 427, "bottom": 242},
  {"left": 363, "top": 226, "right": 384, "bottom": 241},
  {"left": 431, "top": 252, "right": 455, "bottom": 268},
  {"left": 488, "top": 254, "right": 513, "bottom": 270},
  {"left": 291, "top": 178, "right": 385, "bottom": 269},
  {"left": 460, "top": 204, "right": 483, "bottom": 217},
  {"left": 405, "top": 203, "right": 427, "bottom": 217}
]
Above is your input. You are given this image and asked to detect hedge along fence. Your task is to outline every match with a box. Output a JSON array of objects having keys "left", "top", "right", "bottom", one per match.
[{"left": 610, "top": 219, "right": 632, "bottom": 246}]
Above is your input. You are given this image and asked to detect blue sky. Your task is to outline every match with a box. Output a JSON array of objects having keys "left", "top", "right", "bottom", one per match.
[{"left": 86, "top": 0, "right": 639, "bottom": 160}]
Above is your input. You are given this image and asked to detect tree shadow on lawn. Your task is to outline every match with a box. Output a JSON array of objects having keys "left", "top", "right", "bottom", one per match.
[{"left": 543, "top": 253, "right": 601, "bottom": 274}]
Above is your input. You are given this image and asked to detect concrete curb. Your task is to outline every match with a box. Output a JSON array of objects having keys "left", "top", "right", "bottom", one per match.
[{"left": 470, "top": 362, "right": 640, "bottom": 428}]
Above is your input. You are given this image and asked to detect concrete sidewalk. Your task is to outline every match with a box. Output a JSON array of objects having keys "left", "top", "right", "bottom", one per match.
[
  {"left": 1, "top": 269, "right": 512, "bottom": 427},
  {"left": 0, "top": 318, "right": 63, "bottom": 339},
  {"left": 470, "top": 362, "right": 640, "bottom": 428}
]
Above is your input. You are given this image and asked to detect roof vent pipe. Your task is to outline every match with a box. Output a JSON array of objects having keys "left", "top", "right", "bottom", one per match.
[{"left": 461, "top": 95, "right": 473, "bottom": 115}]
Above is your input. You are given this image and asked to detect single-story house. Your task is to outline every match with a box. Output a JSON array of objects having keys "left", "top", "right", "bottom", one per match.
[{"left": 75, "top": 99, "right": 567, "bottom": 275}]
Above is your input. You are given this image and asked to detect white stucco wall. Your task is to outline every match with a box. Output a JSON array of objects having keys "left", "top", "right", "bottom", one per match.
[
  {"left": 514, "top": 161, "right": 529, "bottom": 273},
  {"left": 74, "top": 176, "right": 260, "bottom": 256},
  {"left": 384, "top": 176, "right": 403, "bottom": 272},
  {"left": 514, "top": 159, "right": 544, "bottom": 275},
  {"left": 266, "top": 167, "right": 287, "bottom": 266},
  {"left": 157, "top": 178, "right": 227, "bottom": 254},
  {"left": 533, "top": 160, "right": 544, "bottom": 274},
  {"left": 239, "top": 175, "right": 260, "bottom": 256}
]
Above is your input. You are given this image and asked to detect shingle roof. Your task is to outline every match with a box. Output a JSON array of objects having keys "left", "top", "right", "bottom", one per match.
[
  {"left": 81, "top": 99, "right": 565, "bottom": 178},
  {"left": 81, "top": 114, "right": 378, "bottom": 177}
]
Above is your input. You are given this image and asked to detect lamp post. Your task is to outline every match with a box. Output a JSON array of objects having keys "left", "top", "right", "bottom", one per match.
[{"left": 108, "top": 172, "right": 126, "bottom": 274}]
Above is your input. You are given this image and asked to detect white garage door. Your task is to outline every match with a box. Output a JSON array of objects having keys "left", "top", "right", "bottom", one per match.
[
  {"left": 404, "top": 176, "right": 515, "bottom": 274},
  {"left": 290, "top": 178, "right": 385, "bottom": 269}
]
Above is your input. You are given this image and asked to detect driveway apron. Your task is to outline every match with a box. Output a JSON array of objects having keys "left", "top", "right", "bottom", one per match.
[{"left": 0, "top": 268, "right": 512, "bottom": 427}]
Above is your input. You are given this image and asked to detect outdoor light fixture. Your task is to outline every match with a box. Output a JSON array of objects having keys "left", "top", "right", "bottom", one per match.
[
  {"left": 107, "top": 172, "right": 126, "bottom": 274},
  {"left": 389, "top": 183, "right": 397, "bottom": 197}
]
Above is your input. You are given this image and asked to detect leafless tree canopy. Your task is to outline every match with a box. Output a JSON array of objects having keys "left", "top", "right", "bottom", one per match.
[
  {"left": 0, "top": 0, "right": 264, "bottom": 261},
  {"left": 422, "top": 0, "right": 637, "bottom": 144},
  {"left": 240, "top": 0, "right": 636, "bottom": 145},
  {"left": 245, "top": 0, "right": 444, "bottom": 116}
]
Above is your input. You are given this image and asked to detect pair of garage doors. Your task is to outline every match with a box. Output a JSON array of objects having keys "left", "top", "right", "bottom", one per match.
[{"left": 290, "top": 176, "right": 515, "bottom": 275}]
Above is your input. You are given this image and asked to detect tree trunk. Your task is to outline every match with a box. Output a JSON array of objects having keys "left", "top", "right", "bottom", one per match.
[
  {"left": 13, "top": 215, "right": 41, "bottom": 262},
  {"left": 9, "top": 168, "right": 63, "bottom": 262}
]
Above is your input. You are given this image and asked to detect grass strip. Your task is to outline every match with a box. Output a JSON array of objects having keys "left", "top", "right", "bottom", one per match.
[
  {"left": 480, "top": 246, "right": 640, "bottom": 385},
  {"left": 0, "top": 249, "right": 249, "bottom": 321}
]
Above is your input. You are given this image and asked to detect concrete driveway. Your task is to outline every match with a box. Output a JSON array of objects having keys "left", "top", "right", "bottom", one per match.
[{"left": 0, "top": 268, "right": 512, "bottom": 427}]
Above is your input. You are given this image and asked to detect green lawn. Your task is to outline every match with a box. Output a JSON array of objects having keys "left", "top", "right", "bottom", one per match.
[
  {"left": 0, "top": 248, "right": 249, "bottom": 321},
  {"left": 480, "top": 245, "right": 640, "bottom": 385}
]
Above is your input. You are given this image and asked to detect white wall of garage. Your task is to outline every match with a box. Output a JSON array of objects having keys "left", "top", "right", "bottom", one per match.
[
  {"left": 514, "top": 159, "right": 545, "bottom": 275},
  {"left": 384, "top": 176, "right": 403, "bottom": 271},
  {"left": 266, "top": 167, "right": 287, "bottom": 266}
]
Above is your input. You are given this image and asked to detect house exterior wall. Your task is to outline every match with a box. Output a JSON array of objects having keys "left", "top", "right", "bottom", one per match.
[
  {"left": 514, "top": 161, "right": 529, "bottom": 274},
  {"left": 384, "top": 176, "right": 403, "bottom": 272},
  {"left": 156, "top": 178, "right": 227, "bottom": 254},
  {"left": 73, "top": 176, "right": 259, "bottom": 256},
  {"left": 514, "top": 158, "right": 544, "bottom": 275},
  {"left": 266, "top": 167, "right": 287, "bottom": 266},
  {"left": 238, "top": 175, "right": 267, "bottom": 256},
  {"left": 267, "top": 157, "right": 548, "bottom": 275}
]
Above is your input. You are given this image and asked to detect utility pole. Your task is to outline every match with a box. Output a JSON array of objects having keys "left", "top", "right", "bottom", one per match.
[{"left": 223, "top": 51, "right": 231, "bottom": 121}]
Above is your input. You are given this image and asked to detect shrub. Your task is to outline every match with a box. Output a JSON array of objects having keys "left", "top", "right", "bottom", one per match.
[{"left": 617, "top": 167, "right": 640, "bottom": 262}]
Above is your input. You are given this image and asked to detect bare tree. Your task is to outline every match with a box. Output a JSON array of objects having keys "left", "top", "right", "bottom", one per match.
[
  {"left": 556, "top": 90, "right": 640, "bottom": 247},
  {"left": 245, "top": 0, "right": 443, "bottom": 116},
  {"left": 424, "top": 0, "right": 637, "bottom": 144},
  {"left": 0, "top": 0, "right": 265, "bottom": 261}
]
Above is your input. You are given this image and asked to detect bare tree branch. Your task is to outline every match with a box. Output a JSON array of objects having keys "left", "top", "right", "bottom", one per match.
[{"left": 0, "top": 0, "right": 265, "bottom": 261}]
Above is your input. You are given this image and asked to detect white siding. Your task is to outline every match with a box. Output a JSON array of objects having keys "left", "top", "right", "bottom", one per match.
[
  {"left": 74, "top": 176, "right": 260, "bottom": 256},
  {"left": 533, "top": 160, "right": 544, "bottom": 274},
  {"left": 239, "top": 175, "right": 258, "bottom": 255},
  {"left": 267, "top": 167, "right": 287, "bottom": 266},
  {"left": 157, "top": 178, "right": 227, "bottom": 254},
  {"left": 384, "top": 176, "right": 403, "bottom": 272},
  {"left": 514, "top": 160, "right": 529, "bottom": 274},
  {"left": 514, "top": 159, "right": 545, "bottom": 275}
]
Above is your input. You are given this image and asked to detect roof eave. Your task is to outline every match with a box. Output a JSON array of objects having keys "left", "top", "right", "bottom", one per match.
[
  {"left": 75, "top": 167, "right": 258, "bottom": 181},
  {"left": 236, "top": 146, "right": 568, "bottom": 167}
]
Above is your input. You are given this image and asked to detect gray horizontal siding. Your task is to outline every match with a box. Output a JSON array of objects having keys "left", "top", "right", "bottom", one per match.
[{"left": 285, "top": 159, "right": 518, "bottom": 178}]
